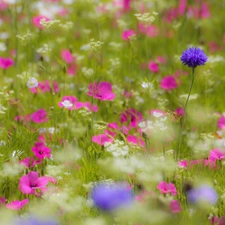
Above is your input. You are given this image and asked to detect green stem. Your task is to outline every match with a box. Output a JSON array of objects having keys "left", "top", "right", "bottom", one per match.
[{"left": 176, "top": 68, "right": 195, "bottom": 160}]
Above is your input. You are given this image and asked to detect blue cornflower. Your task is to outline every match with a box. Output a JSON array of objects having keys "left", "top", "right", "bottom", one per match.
[
  {"left": 180, "top": 47, "right": 207, "bottom": 68},
  {"left": 187, "top": 185, "right": 218, "bottom": 205},
  {"left": 14, "top": 217, "right": 60, "bottom": 225},
  {"left": 90, "top": 183, "right": 133, "bottom": 211}
]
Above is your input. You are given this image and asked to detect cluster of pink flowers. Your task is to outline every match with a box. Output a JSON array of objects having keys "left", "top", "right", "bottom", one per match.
[
  {"left": 30, "top": 80, "right": 60, "bottom": 94},
  {"left": 58, "top": 95, "right": 98, "bottom": 112}
]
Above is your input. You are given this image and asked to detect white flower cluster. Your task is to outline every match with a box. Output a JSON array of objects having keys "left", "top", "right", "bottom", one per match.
[
  {"left": 40, "top": 19, "right": 60, "bottom": 33},
  {"left": 139, "top": 112, "right": 170, "bottom": 142},
  {"left": 0, "top": 42, "right": 7, "bottom": 51},
  {"left": 0, "top": 86, "right": 14, "bottom": 101},
  {"left": 38, "top": 127, "right": 58, "bottom": 134},
  {"left": 104, "top": 140, "right": 129, "bottom": 157},
  {"left": 207, "top": 55, "right": 224, "bottom": 63},
  {"left": 89, "top": 39, "right": 104, "bottom": 53},
  {"left": 134, "top": 12, "right": 158, "bottom": 26},
  {"left": 109, "top": 58, "right": 120, "bottom": 68},
  {"left": 36, "top": 44, "right": 51, "bottom": 55},
  {"left": 82, "top": 67, "right": 94, "bottom": 77},
  {"left": 16, "top": 32, "right": 32, "bottom": 46},
  {"left": 108, "top": 42, "right": 122, "bottom": 51},
  {"left": 59, "top": 21, "right": 74, "bottom": 31}
]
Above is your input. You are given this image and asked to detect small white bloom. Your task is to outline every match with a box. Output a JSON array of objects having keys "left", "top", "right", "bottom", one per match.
[
  {"left": 61, "top": 100, "right": 73, "bottom": 109},
  {"left": 27, "top": 77, "right": 38, "bottom": 88}
]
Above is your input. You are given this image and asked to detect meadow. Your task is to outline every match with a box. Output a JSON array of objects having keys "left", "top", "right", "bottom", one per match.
[{"left": 0, "top": 0, "right": 225, "bottom": 224}]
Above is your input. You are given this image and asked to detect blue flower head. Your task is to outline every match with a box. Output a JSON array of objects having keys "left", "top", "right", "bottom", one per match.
[
  {"left": 180, "top": 47, "right": 207, "bottom": 68},
  {"left": 14, "top": 217, "right": 60, "bottom": 225},
  {"left": 90, "top": 183, "right": 133, "bottom": 211},
  {"left": 187, "top": 185, "right": 218, "bottom": 205}
]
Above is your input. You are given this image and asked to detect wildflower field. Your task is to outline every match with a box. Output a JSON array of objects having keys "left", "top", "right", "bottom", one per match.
[{"left": 0, "top": 0, "right": 225, "bottom": 224}]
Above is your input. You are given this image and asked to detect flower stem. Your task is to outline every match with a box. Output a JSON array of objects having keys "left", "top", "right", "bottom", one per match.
[{"left": 176, "top": 68, "right": 195, "bottom": 160}]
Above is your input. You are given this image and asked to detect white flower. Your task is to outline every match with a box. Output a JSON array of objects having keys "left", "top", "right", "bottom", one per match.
[
  {"left": 61, "top": 100, "right": 73, "bottom": 109},
  {"left": 27, "top": 77, "right": 38, "bottom": 88}
]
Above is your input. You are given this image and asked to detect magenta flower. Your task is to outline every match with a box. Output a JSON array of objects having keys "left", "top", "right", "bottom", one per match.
[
  {"left": 30, "top": 80, "right": 60, "bottom": 94},
  {"left": 61, "top": 49, "right": 75, "bottom": 64},
  {"left": 122, "top": 0, "right": 131, "bottom": 11},
  {"left": 0, "top": 197, "right": 6, "bottom": 205},
  {"left": 160, "top": 76, "right": 178, "bottom": 91},
  {"left": 209, "top": 148, "right": 225, "bottom": 162},
  {"left": 148, "top": 61, "right": 159, "bottom": 73},
  {"left": 19, "top": 171, "right": 49, "bottom": 195},
  {"left": 31, "top": 109, "right": 48, "bottom": 123},
  {"left": 120, "top": 108, "right": 143, "bottom": 128},
  {"left": 92, "top": 130, "right": 115, "bottom": 146},
  {"left": 67, "top": 64, "right": 77, "bottom": 76},
  {"left": 87, "top": 82, "right": 115, "bottom": 101},
  {"left": 174, "top": 107, "right": 184, "bottom": 118},
  {"left": 6, "top": 199, "right": 29, "bottom": 210},
  {"left": 157, "top": 181, "right": 177, "bottom": 196},
  {"left": 126, "top": 135, "right": 145, "bottom": 146},
  {"left": 169, "top": 200, "right": 181, "bottom": 213},
  {"left": 0, "top": 57, "right": 14, "bottom": 69},
  {"left": 20, "top": 157, "right": 43, "bottom": 168},
  {"left": 218, "top": 115, "right": 225, "bottom": 129},
  {"left": 32, "top": 142, "right": 51, "bottom": 159},
  {"left": 122, "top": 29, "right": 135, "bottom": 41}
]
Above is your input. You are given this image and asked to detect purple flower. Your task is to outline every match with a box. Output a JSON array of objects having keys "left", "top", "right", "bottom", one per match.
[
  {"left": 14, "top": 216, "right": 60, "bottom": 225},
  {"left": 180, "top": 47, "right": 207, "bottom": 68},
  {"left": 187, "top": 185, "right": 218, "bottom": 205},
  {"left": 91, "top": 183, "right": 133, "bottom": 211}
]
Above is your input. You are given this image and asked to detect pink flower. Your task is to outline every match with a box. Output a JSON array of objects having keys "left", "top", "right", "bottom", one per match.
[
  {"left": 209, "top": 148, "right": 225, "bottom": 162},
  {"left": 61, "top": 49, "right": 75, "bottom": 64},
  {"left": 32, "top": 142, "right": 51, "bottom": 159},
  {"left": 122, "top": 29, "right": 135, "bottom": 41},
  {"left": 146, "top": 25, "right": 159, "bottom": 37},
  {"left": 32, "top": 15, "right": 50, "bottom": 29},
  {"left": 6, "top": 199, "right": 29, "bottom": 210},
  {"left": 67, "top": 64, "right": 77, "bottom": 76},
  {"left": 160, "top": 76, "right": 178, "bottom": 91},
  {"left": 108, "top": 122, "right": 120, "bottom": 130},
  {"left": 20, "top": 157, "right": 43, "bottom": 168},
  {"left": 210, "top": 216, "right": 225, "bottom": 225},
  {"left": 148, "top": 61, "right": 159, "bottom": 73},
  {"left": 31, "top": 109, "right": 48, "bottom": 123},
  {"left": 218, "top": 115, "right": 225, "bottom": 129},
  {"left": 87, "top": 82, "right": 115, "bottom": 101},
  {"left": 58, "top": 96, "right": 78, "bottom": 110},
  {"left": 0, "top": 57, "right": 14, "bottom": 69},
  {"left": 0, "top": 197, "right": 6, "bottom": 205},
  {"left": 92, "top": 130, "right": 115, "bottom": 145},
  {"left": 30, "top": 80, "right": 60, "bottom": 94},
  {"left": 178, "top": 0, "right": 187, "bottom": 15},
  {"left": 0, "top": 1, "right": 8, "bottom": 11},
  {"left": 123, "top": 0, "right": 131, "bottom": 11},
  {"left": 157, "top": 181, "right": 177, "bottom": 196},
  {"left": 174, "top": 108, "right": 184, "bottom": 118},
  {"left": 120, "top": 108, "right": 143, "bottom": 128},
  {"left": 19, "top": 171, "right": 49, "bottom": 195},
  {"left": 126, "top": 135, "right": 145, "bottom": 146},
  {"left": 170, "top": 200, "right": 181, "bottom": 213}
]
